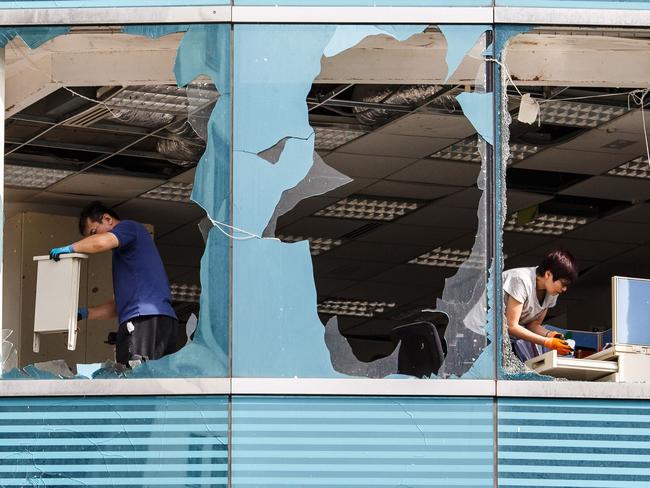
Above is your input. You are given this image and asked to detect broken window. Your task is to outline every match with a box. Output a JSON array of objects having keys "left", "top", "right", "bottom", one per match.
[
  {"left": 231, "top": 24, "right": 496, "bottom": 379},
  {"left": 498, "top": 26, "right": 650, "bottom": 382},
  {"left": 2, "top": 24, "right": 231, "bottom": 379}
]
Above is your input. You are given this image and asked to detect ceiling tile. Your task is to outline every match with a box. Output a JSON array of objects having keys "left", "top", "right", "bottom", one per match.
[
  {"left": 559, "top": 128, "right": 646, "bottom": 155},
  {"left": 503, "top": 232, "right": 556, "bottom": 256},
  {"left": 276, "top": 196, "right": 339, "bottom": 227},
  {"left": 170, "top": 167, "right": 196, "bottom": 183},
  {"left": 559, "top": 175, "right": 650, "bottom": 202},
  {"left": 115, "top": 198, "right": 205, "bottom": 236},
  {"left": 362, "top": 181, "right": 463, "bottom": 200},
  {"left": 604, "top": 202, "right": 650, "bottom": 223},
  {"left": 324, "top": 241, "right": 432, "bottom": 264},
  {"left": 399, "top": 203, "right": 479, "bottom": 229},
  {"left": 379, "top": 113, "right": 475, "bottom": 139},
  {"left": 505, "top": 190, "right": 553, "bottom": 213},
  {"left": 513, "top": 147, "right": 631, "bottom": 175},
  {"left": 313, "top": 258, "right": 393, "bottom": 281},
  {"left": 339, "top": 132, "right": 458, "bottom": 158},
  {"left": 155, "top": 219, "right": 205, "bottom": 247},
  {"left": 48, "top": 173, "right": 164, "bottom": 199},
  {"left": 389, "top": 159, "right": 480, "bottom": 186},
  {"left": 599, "top": 109, "right": 647, "bottom": 135},
  {"left": 30, "top": 191, "right": 123, "bottom": 208},
  {"left": 357, "top": 223, "right": 468, "bottom": 247},
  {"left": 277, "top": 216, "right": 371, "bottom": 239},
  {"left": 436, "top": 187, "right": 482, "bottom": 209},
  {"left": 324, "top": 177, "right": 378, "bottom": 198},
  {"left": 157, "top": 243, "right": 204, "bottom": 267},
  {"left": 323, "top": 152, "right": 417, "bottom": 179},
  {"left": 529, "top": 237, "right": 636, "bottom": 262},
  {"left": 371, "top": 264, "right": 456, "bottom": 288},
  {"left": 565, "top": 219, "right": 650, "bottom": 244}
]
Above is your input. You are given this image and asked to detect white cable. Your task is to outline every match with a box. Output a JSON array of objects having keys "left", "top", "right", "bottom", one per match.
[{"left": 208, "top": 219, "right": 262, "bottom": 241}]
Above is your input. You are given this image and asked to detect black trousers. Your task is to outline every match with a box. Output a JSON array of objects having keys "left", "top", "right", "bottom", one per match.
[{"left": 115, "top": 315, "right": 179, "bottom": 366}]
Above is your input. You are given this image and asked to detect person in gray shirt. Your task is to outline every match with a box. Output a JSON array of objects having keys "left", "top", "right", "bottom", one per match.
[{"left": 503, "top": 249, "right": 577, "bottom": 360}]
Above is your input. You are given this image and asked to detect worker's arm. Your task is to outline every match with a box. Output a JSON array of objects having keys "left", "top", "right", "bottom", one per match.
[
  {"left": 505, "top": 295, "right": 572, "bottom": 354},
  {"left": 50, "top": 233, "right": 119, "bottom": 260},
  {"left": 524, "top": 312, "right": 564, "bottom": 339},
  {"left": 72, "top": 233, "right": 119, "bottom": 254},
  {"left": 82, "top": 299, "right": 117, "bottom": 321}
]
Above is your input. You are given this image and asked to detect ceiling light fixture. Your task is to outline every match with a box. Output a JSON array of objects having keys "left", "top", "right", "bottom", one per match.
[
  {"left": 539, "top": 100, "right": 627, "bottom": 128},
  {"left": 607, "top": 156, "right": 650, "bottom": 179},
  {"left": 314, "top": 127, "right": 368, "bottom": 151},
  {"left": 140, "top": 181, "right": 193, "bottom": 202},
  {"left": 317, "top": 299, "right": 396, "bottom": 318},
  {"left": 170, "top": 283, "right": 201, "bottom": 303},
  {"left": 314, "top": 197, "right": 421, "bottom": 221},
  {"left": 408, "top": 247, "right": 473, "bottom": 268},
  {"left": 504, "top": 212, "right": 589, "bottom": 235},
  {"left": 277, "top": 235, "right": 343, "bottom": 256},
  {"left": 429, "top": 138, "right": 539, "bottom": 164},
  {"left": 4, "top": 165, "right": 73, "bottom": 189}
]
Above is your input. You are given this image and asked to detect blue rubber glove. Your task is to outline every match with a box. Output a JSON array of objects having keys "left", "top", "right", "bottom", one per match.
[
  {"left": 49, "top": 244, "right": 74, "bottom": 261},
  {"left": 77, "top": 308, "right": 88, "bottom": 321}
]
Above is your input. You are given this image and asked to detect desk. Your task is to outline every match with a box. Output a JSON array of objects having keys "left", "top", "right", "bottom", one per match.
[{"left": 525, "top": 350, "right": 618, "bottom": 381}]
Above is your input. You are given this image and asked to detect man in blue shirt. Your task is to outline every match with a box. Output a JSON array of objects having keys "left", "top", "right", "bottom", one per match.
[{"left": 50, "top": 201, "right": 179, "bottom": 366}]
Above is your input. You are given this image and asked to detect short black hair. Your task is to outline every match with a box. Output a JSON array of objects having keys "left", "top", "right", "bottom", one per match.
[
  {"left": 536, "top": 248, "right": 578, "bottom": 284},
  {"left": 79, "top": 201, "right": 120, "bottom": 235}
]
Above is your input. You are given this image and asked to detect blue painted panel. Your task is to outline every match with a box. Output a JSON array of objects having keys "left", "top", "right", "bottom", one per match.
[
  {"left": 236, "top": 0, "right": 488, "bottom": 5},
  {"left": 497, "top": 0, "right": 650, "bottom": 8},
  {"left": 232, "top": 396, "right": 494, "bottom": 486},
  {"left": 0, "top": 396, "right": 228, "bottom": 487},
  {"left": 499, "top": 398, "right": 650, "bottom": 487}
]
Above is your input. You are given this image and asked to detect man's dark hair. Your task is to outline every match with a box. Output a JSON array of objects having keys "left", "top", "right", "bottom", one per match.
[
  {"left": 79, "top": 201, "right": 120, "bottom": 235},
  {"left": 536, "top": 248, "right": 578, "bottom": 284}
]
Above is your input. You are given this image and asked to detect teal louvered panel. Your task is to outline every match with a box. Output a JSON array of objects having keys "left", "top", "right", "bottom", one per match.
[
  {"left": 232, "top": 396, "right": 493, "bottom": 487},
  {"left": 499, "top": 398, "right": 650, "bottom": 487},
  {"left": 0, "top": 396, "right": 228, "bottom": 487}
]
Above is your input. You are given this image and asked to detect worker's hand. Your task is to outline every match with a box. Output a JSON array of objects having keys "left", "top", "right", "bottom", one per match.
[
  {"left": 544, "top": 337, "right": 574, "bottom": 356},
  {"left": 77, "top": 308, "right": 89, "bottom": 321},
  {"left": 49, "top": 245, "right": 74, "bottom": 261},
  {"left": 547, "top": 331, "right": 564, "bottom": 340}
]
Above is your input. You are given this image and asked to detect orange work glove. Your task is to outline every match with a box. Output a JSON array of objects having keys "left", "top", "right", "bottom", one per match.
[
  {"left": 547, "top": 331, "right": 564, "bottom": 340},
  {"left": 544, "top": 337, "right": 573, "bottom": 356}
]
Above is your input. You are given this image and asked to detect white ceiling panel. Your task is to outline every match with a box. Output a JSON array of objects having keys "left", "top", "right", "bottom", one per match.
[
  {"left": 399, "top": 203, "right": 479, "bottom": 229},
  {"left": 505, "top": 190, "right": 553, "bottom": 213},
  {"left": 324, "top": 241, "right": 432, "bottom": 265},
  {"left": 339, "top": 132, "right": 458, "bottom": 158},
  {"left": 314, "top": 258, "right": 393, "bottom": 281},
  {"left": 30, "top": 191, "right": 123, "bottom": 208},
  {"left": 529, "top": 238, "right": 636, "bottom": 262},
  {"left": 115, "top": 198, "right": 205, "bottom": 236},
  {"left": 604, "top": 202, "right": 650, "bottom": 224},
  {"left": 503, "top": 232, "right": 556, "bottom": 256},
  {"left": 361, "top": 181, "right": 463, "bottom": 200},
  {"left": 559, "top": 175, "right": 650, "bottom": 202},
  {"left": 278, "top": 216, "right": 371, "bottom": 239},
  {"left": 357, "top": 223, "right": 468, "bottom": 246},
  {"left": 276, "top": 196, "right": 339, "bottom": 227},
  {"left": 559, "top": 129, "right": 646, "bottom": 156},
  {"left": 513, "top": 147, "right": 632, "bottom": 175},
  {"left": 380, "top": 113, "right": 475, "bottom": 139},
  {"left": 389, "top": 159, "right": 479, "bottom": 186},
  {"left": 324, "top": 177, "right": 378, "bottom": 198},
  {"left": 170, "top": 167, "right": 196, "bottom": 184},
  {"left": 592, "top": 108, "right": 647, "bottom": 136},
  {"left": 4, "top": 187, "right": 39, "bottom": 202},
  {"left": 436, "top": 187, "right": 482, "bottom": 209},
  {"left": 48, "top": 173, "right": 164, "bottom": 199},
  {"left": 323, "top": 152, "right": 417, "bottom": 179},
  {"left": 565, "top": 219, "right": 650, "bottom": 244}
]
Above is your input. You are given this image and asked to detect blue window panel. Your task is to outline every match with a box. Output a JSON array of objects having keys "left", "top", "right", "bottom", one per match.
[
  {"left": 232, "top": 396, "right": 494, "bottom": 487},
  {"left": 235, "top": 0, "right": 489, "bottom": 5},
  {"left": 499, "top": 398, "right": 650, "bottom": 487},
  {"left": 496, "top": 0, "right": 650, "bottom": 8},
  {"left": 0, "top": 396, "right": 228, "bottom": 487}
]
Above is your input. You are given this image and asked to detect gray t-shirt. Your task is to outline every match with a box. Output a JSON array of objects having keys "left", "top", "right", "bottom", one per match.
[{"left": 502, "top": 266, "right": 557, "bottom": 325}]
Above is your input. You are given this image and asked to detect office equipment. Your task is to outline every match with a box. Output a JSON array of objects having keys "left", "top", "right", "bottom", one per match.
[
  {"left": 526, "top": 276, "right": 650, "bottom": 381},
  {"left": 525, "top": 350, "right": 618, "bottom": 381},
  {"left": 33, "top": 253, "right": 87, "bottom": 353}
]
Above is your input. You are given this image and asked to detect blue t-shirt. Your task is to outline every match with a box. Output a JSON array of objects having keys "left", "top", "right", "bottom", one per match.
[{"left": 110, "top": 220, "right": 177, "bottom": 325}]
